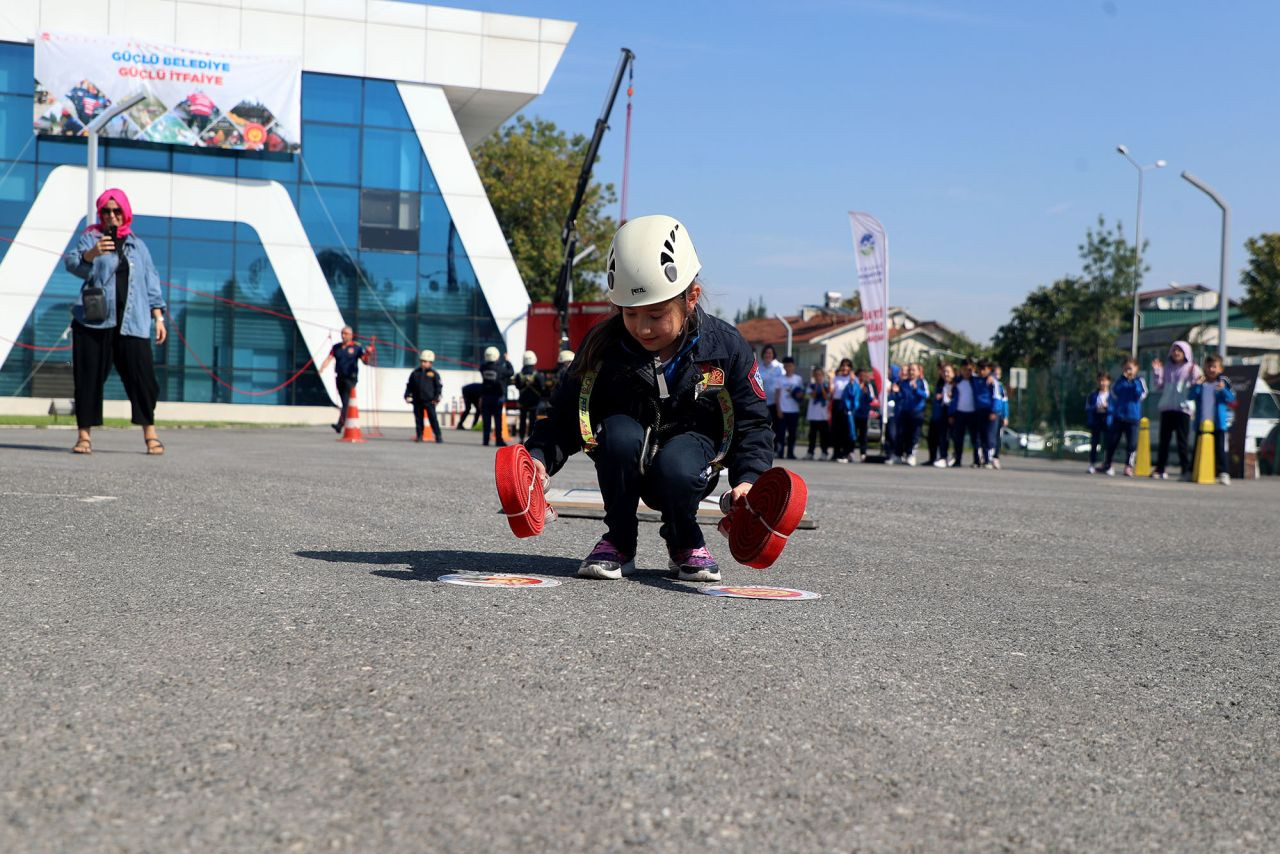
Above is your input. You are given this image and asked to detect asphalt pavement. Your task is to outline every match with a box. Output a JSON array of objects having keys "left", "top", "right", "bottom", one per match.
[{"left": 1, "top": 425, "right": 1276, "bottom": 852}]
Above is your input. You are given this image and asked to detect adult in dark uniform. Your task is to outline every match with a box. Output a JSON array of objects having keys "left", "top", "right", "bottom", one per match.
[
  {"left": 455, "top": 382, "right": 483, "bottom": 430},
  {"left": 319, "top": 326, "right": 369, "bottom": 433},
  {"left": 513, "top": 350, "right": 548, "bottom": 442},
  {"left": 404, "top": 349, "right": 444, "bottom": 443},
  {"left": 478, "top": 345, "right": 514, "bottom": 447}
]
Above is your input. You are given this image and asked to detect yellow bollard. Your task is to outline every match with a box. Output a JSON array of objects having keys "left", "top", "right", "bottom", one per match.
[
  {"left": 1134, "top": 417, "right": 1152, "bottom": 477},
  {"left": 1193, "top": 419, "right": 1216, "bottom": 484}
]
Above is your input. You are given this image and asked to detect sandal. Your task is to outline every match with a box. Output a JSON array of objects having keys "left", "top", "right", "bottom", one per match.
[
  {"left": 145, "top": 438, "right": 165, "bottom": 456},
  {"left": 72, "top": 438, "right": 92, "bottom": 455}
]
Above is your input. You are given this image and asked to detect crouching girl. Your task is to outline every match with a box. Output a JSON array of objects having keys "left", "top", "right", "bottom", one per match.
[{"left": 524, "top": 215, "right": 774, "bottom": 580}]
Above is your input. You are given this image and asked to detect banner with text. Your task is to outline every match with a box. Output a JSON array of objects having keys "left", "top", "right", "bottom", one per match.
[
  {"left": 34, "top": 30, "right": 301, "bottom": 153},
  {"left": 849, "top": 211, "right": 889, "bottom": 421}
]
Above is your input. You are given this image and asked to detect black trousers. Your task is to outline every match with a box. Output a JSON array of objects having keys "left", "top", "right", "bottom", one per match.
[
  {"left": 854, "top": 417, "right": 869, "bottom": 456},
  {"left": 481, "top": 395, "right": 506, "bottom": 446},
  {"left": 518, "top": 405, "right": 538, "bottom": 441},
  {"left": 951, "top": 413, "right": 970, "bottom": 465},
  {"left": 927, "top": 416, "right": 949, "bottom": 462},
  {"left": 593, "top": 414, "right": 715, "bottom": 556},
  {"left": 335, "top": 375, "right": 357, "bottom": 430},
  {"left": 72, "top": 321, "right": 158, "bottom": 429},
  {"left": 806, "top": 419, "right": 830, "bottom": 455},
  {"left": 1213, "top": 427, "right": 1228, "bottom": 476},
  {"left": 896, "top": 413, "right": 922, "bottom": 458},
  {"left": 830, "top": 402, "right": 852, "bottom": 457},
  {"left": 1104, "top": 420, "right": 1140, "bottom": 469},
  {"left": 1156, "top": 410, "right": 1192, "bottom": 473},
  {"left": 413, "top": 400, "right": 442, "bottom": 442},
  {"left": 1089, "top": 425, "right": 1106, "bottom": 466},
  {"left": 776, "top": 411, "right": 799, "bottom": 458}
]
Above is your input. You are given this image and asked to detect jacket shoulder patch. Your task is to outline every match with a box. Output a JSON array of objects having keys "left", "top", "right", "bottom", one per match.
[{"left": 748, "top": 359, "right": 766, "bottom": 400}]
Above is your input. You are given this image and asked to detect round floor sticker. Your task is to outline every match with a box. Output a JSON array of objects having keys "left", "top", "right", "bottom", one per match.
[
  {"left": 438, "top": 572, "right": 562, "bottom": 589},
  {"left": 701, "top": 585, "right": 821, "bottom": 601}
]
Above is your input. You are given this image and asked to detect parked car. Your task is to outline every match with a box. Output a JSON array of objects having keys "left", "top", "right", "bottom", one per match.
[
  {"left": 1059, "top": 430, "right": 1092, "bottom": 454},
  {"left": 1000, "top": 426, "right": 1046, "bottom": 451}
]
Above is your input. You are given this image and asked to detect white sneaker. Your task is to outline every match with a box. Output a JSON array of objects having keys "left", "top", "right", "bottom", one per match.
[
  {"left": 1104, "top": 467, "right": 1116, "bottom": 477},
  {"left": 991, "top": 458, "right": 1000, "bottom": 470},
  {"left": 835, "top": 455, "right": 849, "bottom": 464},
  {"left": 1087, "top": 465, "right": 1096, "bottom": 474},
  {"left": 804, "top": 451, "right": 815, "bottom": 460},
  {"left": 907, "top": 455, "right": 917, "bottom": 467},
  {"left": 948, "top": 459, "right": 960, "bottom": 468},
  {"left": 823, "top": 451, "right": 833, "bottom": 461},
  {"left": 1217, "top": 473, "right": 1231, "bottom": 485},
  {"left": 884, "top": 456, "right": 896, "bottom": 466},
  {"left": 933, "top": 459, "right": 947, "bottom": 468}
]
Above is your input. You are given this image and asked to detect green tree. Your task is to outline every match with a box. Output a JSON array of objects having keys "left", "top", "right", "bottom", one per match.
[
  {"left": 1240, "top": 233, "right": 1280, "bottom": 333},
  {"left": 472, "top": 115, "right": 618, "bottom": 303},
  {"left": 733, "top": 295, "right": 769, "bottom": 324}
]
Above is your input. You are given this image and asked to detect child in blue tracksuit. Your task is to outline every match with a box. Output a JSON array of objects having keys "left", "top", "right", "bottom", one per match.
[
  {"left": 970, "top": 359, "right": 998, "bottom": 467},
  {"left": 839, "top": 368, "right": 867, "bottom": 462},
  {"left": 1101, "top": 357, "right": 1148, "bottom": 476},
  {"left": 891, "top": 363, "right": 928, "bottom": 464},
  {"left": 1190, "top": 354, "right": 1237, "bottom": 484},
  {"left": 1085, "top": 372, "right": 1112, "bottom": 473},
  {"left": 990, "top": 366, "right": 1009, "bottom": 468}
]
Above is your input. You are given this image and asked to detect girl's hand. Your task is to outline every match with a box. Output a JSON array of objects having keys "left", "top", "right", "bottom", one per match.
[
  {"left": 531, "top": 457, "right": 549, "bottom": 491},
  {"left": 730, "top": 482, "right": 752, "bottom": 504},
  {"left": 1151, "top": 357, "right": 1163, "bottom": 372}
]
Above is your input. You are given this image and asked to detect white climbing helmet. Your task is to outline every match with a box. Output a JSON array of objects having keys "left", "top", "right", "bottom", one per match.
[
  {"left": 605, "top": 214, "right": 701, "bottom": 308},
  {"left": 419, "top": 349, "right": 435, "bottom": 362},
  {"left": 523, "top": 350, "right": 537, "bottom": 367},
  {"left": 558, "top": 349, "right": 575, "bottom": 364},
  {"left": 483, "top": 346, "right": 500, "bottom": 362}
]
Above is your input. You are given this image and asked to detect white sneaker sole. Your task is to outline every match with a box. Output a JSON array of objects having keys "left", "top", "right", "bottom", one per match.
[
  {"left": 668, "top": 561, "right": 721, "bottom": 582},
  {"left": 577, "top": 559, "right": 635, "bottom": 580}
]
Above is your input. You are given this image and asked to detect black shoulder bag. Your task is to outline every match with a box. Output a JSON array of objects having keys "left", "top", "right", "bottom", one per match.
[{"left": 79, "top": 226, "right": 113, "bottom": 323}]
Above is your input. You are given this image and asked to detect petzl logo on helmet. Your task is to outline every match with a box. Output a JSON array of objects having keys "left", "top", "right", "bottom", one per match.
[
  {"left": 749, "top": 359, "right": 766, "bottom": 400},
  {"left": 858, "top": 233, "right": 876, "bottom": 256},
  {"left": 631, "top": 287, "right": 645, "bottom": 295}
]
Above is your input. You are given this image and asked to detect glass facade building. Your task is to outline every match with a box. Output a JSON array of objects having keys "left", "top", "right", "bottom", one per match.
[{"left": 0, "top": 40, "right": 510, "bottom": 405}]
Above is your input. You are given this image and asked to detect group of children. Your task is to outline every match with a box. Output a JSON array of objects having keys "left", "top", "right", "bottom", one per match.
[
  {"left": 761, "top": 352, "right": 1012, "bottom": 469},
  {"left": 1086, "top": 345, "right": 1236, "bottom": 484}
]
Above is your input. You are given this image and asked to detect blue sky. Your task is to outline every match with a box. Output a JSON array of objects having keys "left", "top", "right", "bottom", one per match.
[{"left": 423, "top": 0, "right": 1279, "bottom": 343}]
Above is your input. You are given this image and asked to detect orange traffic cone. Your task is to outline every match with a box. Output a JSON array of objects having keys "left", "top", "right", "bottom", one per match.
[
  {"left": 339, "top": 386, "right": 365, "bottom": 443},
  {"left": 501, "top": 403, "right": 513, "bottom": 443},
  {"left": 421, "top": 407, "right": 435, "bottom": 442}
]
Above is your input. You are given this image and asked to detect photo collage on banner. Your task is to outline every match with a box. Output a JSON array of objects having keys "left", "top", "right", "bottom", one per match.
[{"left": 33, "top": 30, "right": 301, "bottom": 153}]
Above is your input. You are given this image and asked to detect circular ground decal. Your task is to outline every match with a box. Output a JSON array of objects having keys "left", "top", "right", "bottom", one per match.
[
  {"left": 701, "top": 585, "right": 821, "bottom": 601},
  {"left": 438, "top": 572, "right": 562, "bottom": 589}
]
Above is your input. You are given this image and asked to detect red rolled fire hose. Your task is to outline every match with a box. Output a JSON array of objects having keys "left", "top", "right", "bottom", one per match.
[
  {"left": 494, "top": 444, "right": 552, "bottom": 538},
  {"left": 717, "top": 467, "right": 807, "bottom": 569}
]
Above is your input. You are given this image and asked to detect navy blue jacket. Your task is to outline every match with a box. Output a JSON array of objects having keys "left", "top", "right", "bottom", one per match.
[
  {"left": 525, "top": 310, "right": 773, "bottom": 487},
  {"left": 1085, "top": 390, "right": 1112, "bottom": 430},
  {"left": 404, "top": 366, "right": 443, "bottom": 403},
  {"left": 895, "top": 378, "right": 928, "bottom": 417}
]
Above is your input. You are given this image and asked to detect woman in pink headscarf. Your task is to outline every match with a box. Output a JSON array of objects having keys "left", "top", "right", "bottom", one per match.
[
  {"left": 1150, "top": 340, "right": 1203, "bottom": 479},
  {"left": 64, "top": 188, "right": 167, "bottom": 455}
]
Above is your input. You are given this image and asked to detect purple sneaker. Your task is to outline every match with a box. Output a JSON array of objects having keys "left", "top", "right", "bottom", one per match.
[
  {"left": 668, "top": 544, "right": 721, "bottom": 582},
  {"left": 578, "top": 538, "right": 635, "bottom": 580}
]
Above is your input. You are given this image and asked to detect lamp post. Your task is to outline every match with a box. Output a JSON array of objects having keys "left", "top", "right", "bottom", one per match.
[
  {"left": 1179, "top": 171, "right": 1230, "bottom": 360},
  {"left": 84, "top": 91, "right": 146, "bottom": 226},
  {"left": 1116, "top": 145, "right": 1166, "bottom": 358}
]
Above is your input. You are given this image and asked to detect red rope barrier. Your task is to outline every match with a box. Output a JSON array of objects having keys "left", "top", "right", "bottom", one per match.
[
  {"left": 170, "top": 321, "right": 316, "bottom": 396},
  {"left": 0, "top": 231, "right": 483, "bottom": 370},
  {"left": 0, "top": 334, "right": 72, "bottom": 352}
]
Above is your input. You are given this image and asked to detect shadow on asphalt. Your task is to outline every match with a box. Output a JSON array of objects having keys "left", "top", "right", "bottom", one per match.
[{"left": 295, "top": 548, "right": 708, "bottom": 595}]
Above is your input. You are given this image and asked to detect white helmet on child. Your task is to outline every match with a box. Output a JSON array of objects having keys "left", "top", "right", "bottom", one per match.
[
  {"left": 558, "top": 349, "right": 575, "bottom": 364},
  {"left": 605, "top": 215, "right": 701, "bottom": 308},
  {"left": 522, "top": 350, "right": 537, "bottom": 367},
  {"left": 419, "top": 349, "right": 435, "bottom": 362},
  {"left": 483, "top": 346, "right": 500, "bottom": 362}
]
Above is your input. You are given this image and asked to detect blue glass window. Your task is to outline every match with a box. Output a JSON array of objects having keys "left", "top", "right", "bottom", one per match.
[
  {"left": 300, "top": 184, "right": 358, "bottom": 249},
  {"left": 301, "top": 122, "right": 359, "bottom": 186},
  {"left": 173, "top": 216, "right": 233, "bottom": 241},
  {"left": 361, "top": 128, "right": 418, "bottom": 191},
  {"left": 173, "top": 149, "right": 236, "bottom": 177},
  {"left": 363, "top": 80, "right": 413, "bottom": 130},
  {"left": 0, "top": 42, "right": 32, "bottom": 95},
  {"left": 359, "top": 251, "right": 418, "bottom": 313},
  {"left": 0, "top": 159, "right": 35, "bottom": 229},
  {"left": 104, "top": 142, "right": 171, "bottom": 171},
  {"left": 419, "top": 193, "right": 452, "bottom": 255},
  {"left": 237, "top": 154, "right": 297, "bottom": 183},
  {"left": 36, "top": 137, "right": 84, "bottom": 165},
  {"left": 0, "top": 93, "right": 34, "bottom": 160},
  {"left": 302, "top": 73, "right": 361, "bottom": 125}
]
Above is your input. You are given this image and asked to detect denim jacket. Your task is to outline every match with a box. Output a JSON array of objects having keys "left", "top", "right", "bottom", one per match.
[{"left": 65, "top": 230, "right": 165, "bottom": 338}]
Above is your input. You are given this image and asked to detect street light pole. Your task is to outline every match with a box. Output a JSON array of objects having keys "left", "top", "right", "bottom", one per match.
[
  {"left": 1116, "top": 145, "right": 1166, "bottom": 358},
  {"left": 1179, "top": 171, "right": 1231, "bottom": 360},
  {"left": 84, "top": 91, "right": 147, "bottom": 225}
]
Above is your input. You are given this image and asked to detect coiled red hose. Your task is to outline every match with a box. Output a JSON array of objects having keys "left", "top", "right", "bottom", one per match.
[{"left": 495, "top": 444, "right": 550, "bottom": 538}]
